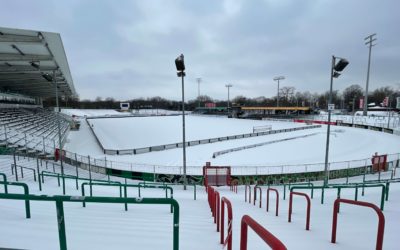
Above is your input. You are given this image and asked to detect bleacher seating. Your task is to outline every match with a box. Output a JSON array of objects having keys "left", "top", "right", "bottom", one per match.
[{"left": 0, "top": 108, "right": 70, "bottom": 156}]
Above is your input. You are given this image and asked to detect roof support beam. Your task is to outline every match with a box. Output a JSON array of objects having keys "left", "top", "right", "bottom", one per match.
[
  {"left": 0, "top": 53, "right": 53, "bottom": 62},
  {"left": 0, "top": 34, "right": 42, "bottom": 43}
]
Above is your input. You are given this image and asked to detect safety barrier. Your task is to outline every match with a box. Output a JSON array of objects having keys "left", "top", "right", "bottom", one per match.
[
  {"left": 331, "top": 198, "right": 385, "bottom": 250},
  {"left": 220, "top": 197, "right": 233, "bottom": 250},
  {"left": 139, "top": 181, "right": 197, "bottom": 200},
  {"left": 283, "top": 182, "right": 314, "bottom": 200},
  {"left": 207, "top": 186, "right": 221, "bottom": 231},
  {"left": 290, "top": 183, "right": 386, "bottom": 210},
  {"left": 11, "top": 164, "right": 36, "bottom": 181},
  {"left": 253, "top": 185, "right": 262, "bottom": 208},
  {"left": 0, "top": 193, "right": 180, "bottom": 250},
  {"left": 81, "top": 182, "right": 174, "bottom": 213},
  {"left": 266, "top": 188, "right": 279, "bottom": 216},
  {"left": 288, "top": 191, "right": 311, "bottom": 230},
  {"left": 0, "top": 181, "right": 30, "bottom": 218},
  {"left": 244, "top": 185, "right": 251, "bottom": 203},
  {"left": 0, "top": 173, "right": 8, "bottom": 193},
  {"left": 240, "top": 215, "right": 287, "bottom": 250}
]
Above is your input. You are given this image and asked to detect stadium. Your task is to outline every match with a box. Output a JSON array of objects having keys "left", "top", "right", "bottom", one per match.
[{"left": 1, "top": 23, "right": 400, "bottom": 250}]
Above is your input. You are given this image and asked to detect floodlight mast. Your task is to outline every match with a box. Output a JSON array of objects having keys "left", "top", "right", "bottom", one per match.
[
  {"left": 273, "top": 76, "right": 285, "bottom": 107},
  {"left": 175, "top": 54, "right": 188, "bottom": 190},
  {"left": 225, "top": 84, "right": 233, "bottom": 112},
  {"left": 363, "top": 33, "right": 377, "bottom": 116},
  {"left": 324, "top": 55, "right": 349, "bottom": 187}
]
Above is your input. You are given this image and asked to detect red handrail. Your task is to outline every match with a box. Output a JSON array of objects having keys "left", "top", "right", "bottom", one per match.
[
  {"left": 215, "top": 190, "right": 220, "bottom": 232},
  {"left": 267, "top": 188, "right": 279, "bottom": 216},
  {"left": 220, "top": 197, "right": 233, "bottom": 250},
  {"left": 240, "top": 215, "right": 287, "bottom": 250},
  {"left": 253, "top": 186, "right": 262, "bottom": 208},
  {"left": 288, "top": 191, "right": 311, "bottom": 230},
  {"left": 245, "top": 185, "right": 251, "bottom": 203},
  {"left": 331, "top": 198, "right": 385, "bottom": 250}
]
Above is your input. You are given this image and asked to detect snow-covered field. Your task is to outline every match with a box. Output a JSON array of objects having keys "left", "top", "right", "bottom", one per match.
[
  {"left": 62, "top": 108, "right": 183, "bottom": 118},
  {"left": 63, "top": 113, "right": 400, "bottom": 175}
]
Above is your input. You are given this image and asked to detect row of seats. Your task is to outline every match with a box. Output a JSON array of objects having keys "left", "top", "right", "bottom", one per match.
[{"left": 0, "top": 108, "right": 69, "bottom": 156}]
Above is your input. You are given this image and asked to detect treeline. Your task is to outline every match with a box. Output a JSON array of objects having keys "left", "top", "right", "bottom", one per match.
[{"left": 44, "top": 84, "right": 399, "bottom": 111}]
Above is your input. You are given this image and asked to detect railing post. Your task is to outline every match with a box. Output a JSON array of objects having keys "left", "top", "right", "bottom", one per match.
[
  {"left": 55, "top": 199, "right": 68, "bottom": 250},
  {"left": 37, "top": 157, "right": 42, "bottom": 191},
  {"left": 331, "top": 198, "right": 385, "bottom": 250},
  {"left": 288, "top": 191, "right": 311, "bottom": 230},
  {"left": 220, "top": 197, "right": 233, "bottom": 250},
  {"left": 266, "top": 188, "right": 279, "bottom": 216}
]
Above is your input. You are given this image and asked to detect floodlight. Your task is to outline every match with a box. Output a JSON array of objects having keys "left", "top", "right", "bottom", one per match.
[
  {"left": 334, "top": 59, "right": 349, "bottom": 72},
  {"left": 175, "top": 54, "right": 185, "bottom": 71}
]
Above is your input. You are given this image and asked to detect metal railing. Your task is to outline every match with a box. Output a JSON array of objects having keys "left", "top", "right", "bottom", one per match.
[
  {"left": 288, "top": 191, "right": 311, "bottom": 230},
  {"left": 0, "top": 193, "right": 180, "bottom": 250},
  {"left": 331, "top": 198, "right": 385, "bottom": 250},
  {"left": 240, "top": 215, "right": 287, "bottom": 250}
]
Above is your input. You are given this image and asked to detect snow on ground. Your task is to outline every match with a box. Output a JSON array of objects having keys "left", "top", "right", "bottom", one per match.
[
  {"left": 62, "top": 109, "right": 127, "bottom": 117},
  {"left": 86, "top": 115, "right": 305, "bottom": 150},
  {"left": 0, "top": 155, "right": 399, "bottom": 249},
  {"left": 64, "top": 115, "right": 400, "bottom": 172}
]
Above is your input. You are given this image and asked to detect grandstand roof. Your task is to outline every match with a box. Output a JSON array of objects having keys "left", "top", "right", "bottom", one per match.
[{"left": 0, "top": 27, "right": 76, "bottom": 98}]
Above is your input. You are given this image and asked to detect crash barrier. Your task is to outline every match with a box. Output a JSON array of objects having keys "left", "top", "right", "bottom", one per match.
[
  {"left": 81, "top": 182, "right": 174, "bottom": 213},
  {"left": 0, "top": 173, "right": 8, "bottom": 193},
  {"left": 290, "top": 183, "right": 386, "bottom": 210},
  {"left": 283, "top": 182, "right": 314, "bottom": 200},
  {"left": 253, "top": 185, "right": 262, "bottom": 208},
  {"left": 220, "top": 197, "right": 233, "bottom": 250},
  {"left": 244, "top": 185, "right": 251, "bottom": 203},
  {"left": 331, "top": 198, "right": 385, "bottom": 250},
  {"left": 358, "top": 178, "right": 400, "bottom": 200},
  {"left": 0, "top": 181, "right": 30, "bottom": 218},
  {"left": 139, "top": 181, "right": 197, "bottom": 200},
  {"left": 288, "top": 192, "right": 311, "bottom": 230},
  {"left": 0, "top": 193, "right": 180, "bottom": 250},
  {"left": 266, "top": 188, "right": 279, "bottom": 216},
  {"left": 11, "top": 164, "right": 36, "bottom": 181},
  {"left": 40, "top": 171, "right": 119, "bottom": 192},
  {"left": 240, "top": 215, "right": 287, "bottom": 250}
]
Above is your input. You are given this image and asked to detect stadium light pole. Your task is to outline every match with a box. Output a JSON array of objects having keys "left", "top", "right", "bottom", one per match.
[
  {"left": 196, "top": 77, "right": 202, "bottom": 108},
  {"left": 53, "top": 70, "right": 66, "bottom": 194},
  {"left": 273, "top": 76, "right": 285, "bottom": 107},
  {"left": 363, "top": 33, "right": 377, "bottom": 116},
  {"left": 175, "top": 54, "right": 188, "bottom": 190},
  {"left": 324, "top": 56, "right": 349, "bottom": 187},
  {"left": 225, "top": 84, "right": 233, "bottom": 113}
]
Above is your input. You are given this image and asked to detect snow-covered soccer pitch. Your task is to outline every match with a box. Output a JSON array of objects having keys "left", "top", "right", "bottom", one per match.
[{"left": 64, "top": 113, "right": 400, "bottom": 173}]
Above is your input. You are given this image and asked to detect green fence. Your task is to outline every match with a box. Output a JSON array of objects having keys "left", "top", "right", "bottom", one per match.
[{"left": 0, "top": 193, "right": 180, "bottom": 250}]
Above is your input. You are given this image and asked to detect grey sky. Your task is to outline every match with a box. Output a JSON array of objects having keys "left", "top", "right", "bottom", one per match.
[{"left": 1, "top": 0, "right": 399, "bottom": 101}]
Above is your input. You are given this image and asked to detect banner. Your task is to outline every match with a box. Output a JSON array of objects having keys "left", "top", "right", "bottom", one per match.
[
  {"left": 382, "top": 97, "right": 389, "bottom": 107},
  {"left": 397, "top": 97, "right": 400, "bottom": 109},
  {"left": 359, "top": 98, "right": 364, "bottom": 109}
]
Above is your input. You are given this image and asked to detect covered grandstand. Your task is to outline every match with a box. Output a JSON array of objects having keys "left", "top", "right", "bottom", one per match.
[{"left": 0, "top": 26, "right": 76, "bottom": 155}]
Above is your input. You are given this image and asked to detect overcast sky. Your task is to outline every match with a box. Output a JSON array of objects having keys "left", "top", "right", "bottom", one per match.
[{"left": 1, "top": 0, "right": 399, "bottom": 101}]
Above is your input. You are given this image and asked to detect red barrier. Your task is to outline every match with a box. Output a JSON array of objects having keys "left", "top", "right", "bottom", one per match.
[
  {"left": 240, "top": 215, "right": 287, "bottom": 250},
  {"left": 288, "top": 191, "right": 311, "bottom": 230},
  {"left": 207, "top": 186, "right": 221, "bottom": 232},
  {"left": 220, "top": 197, "right": 233, "bottom": 250},
  {"left": 253, "top": 186, "right": 262, "bottom": 208},
  {"left": 245, "top": 185, "right": 251, "bottom": 203},
  {"left": 266, "top": 188, "right": 279, "bottom": 216},
  {"left": 215, "top": 191, "right": 220, "bottom": 232},
  {"left": 331, "top": 198, "right": 385, "bottom": 250}
]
